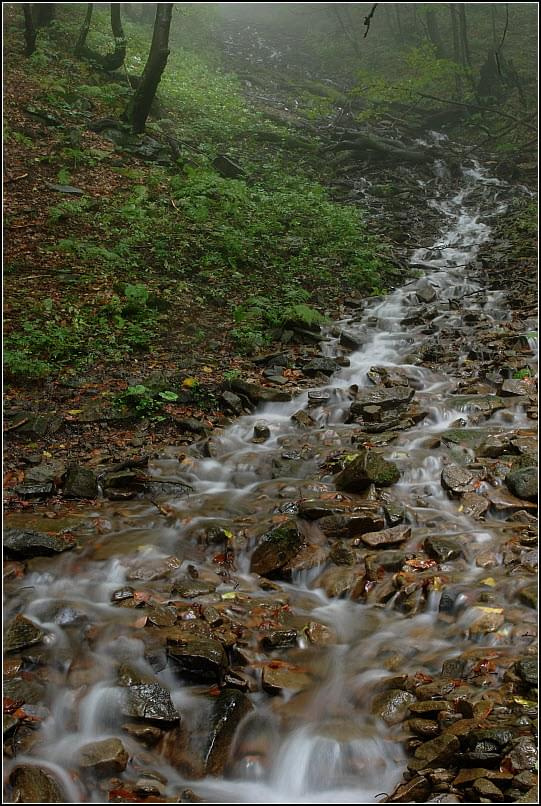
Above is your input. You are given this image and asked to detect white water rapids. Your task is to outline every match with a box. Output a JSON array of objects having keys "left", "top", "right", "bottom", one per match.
[{"left": 4, "top": 151, "right": 537, "bottom": 803}]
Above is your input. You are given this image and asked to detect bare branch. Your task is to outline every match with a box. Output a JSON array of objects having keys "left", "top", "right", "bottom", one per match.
[{"left": 363, "top": 3, "right": 378, "bottom": 38}]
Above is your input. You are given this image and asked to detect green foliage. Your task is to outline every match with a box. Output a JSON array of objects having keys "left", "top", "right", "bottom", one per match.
[
  {"left": 354, "top": 43, "right": 468, "bottom": 121},
  {"left": 4, "top": 284, "right": 159, "bottom": 381},
  {"left": 3, "top": 350, "right": 52, "bottom": 380},
  {"left": 513, "top": 368, "right": 532, "bottom": 380},
  {"left": 116, "top": 384, "right": 178, "bottom": 420},
  {"left": 48, "top": 198, "right": 92, "bottom": 224},
  {"left": 232, "top": 289, "right": 329, "bottom": 354}
]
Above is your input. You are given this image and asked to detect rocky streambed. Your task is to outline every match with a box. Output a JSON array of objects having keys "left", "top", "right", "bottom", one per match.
[{"left": 3, "top": 156, "right": 538, "bottom": 803}]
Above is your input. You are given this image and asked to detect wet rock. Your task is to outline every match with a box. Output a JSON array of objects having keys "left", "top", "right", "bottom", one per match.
[
  {"left": 4, "top": 615, "right": 44, "bottom": 653},
  {"left": 505, "top": 467, "right": 537, "bottom": 501},
  {"left": 303, "top": 357, "right": 340, "bottom": 377},
  {"left": 172, "top": 578, "right": 217, "bottom": 598},
  {"left": 261, "top": 664, "right": 311, "bottom": 694},
  {"left": 424, "top": 536, "right": 464, "bottom": 563},
  {"left": 453, "top": 768, "right": 513, "bottom": 786},
  {"left": 334, "top": 450, "right": 400, "bottom": 492},
  {"left": 409, "top": 701, "right": 451, "bottom": 716},
  {"left": 408, "top": 718, "right": 441, "bottom": 739},
  {"left": 305, "top": 621, "right": 335, "bottom": 646},
  {"left": 3, "top": 528, "right": 75, "bottom": 559},
  {"left": 252, "top": 421, "right": 271, "bottom": 443},
  {"left": 13, "top": 482, "right": 54, "bottom": 499},
  {"left": 282, "top": 542, "right": 328, "bottom": 574},
  {"left": 250, "top": 520, "right": 304, "bottom": 577},
  {"left": 78, "top": 737, "right": 129, "bottom": 776},
  {"left": 203, "top": 689, "right": 254, "bottom": 776},
  {"left": 102, "top": 470, "right": 147, "bottom": 499},
  {"left": 121, "top": 683, "right": 180, "bottom": 723},
  {"left": 441, "top": 464, "right": 476, "bottom": 495},
  {"left": 518, "top": 585, "right": 537, "bottom": 609},
  {"left": 460, "top": 493, "right": 490, "bottom": 519},
  {"left": 329, "top": 540, "right": 355, "bottom": 565},
  {"left": 371, "top": 689, "right": 416, "bottom": 725},
  {"left": 339, "top": 330, "right": 364, "bottom": 350},
  {"left": 516, "top": 657, "right": 538, "bottom": 688},
  {"left": 221, "top": 390, "right": 244, "bottom": 414},
  {"left": 514, "top": 771, "right": 538, "bottom": 792},
  {"left": 24, "top": 460, "right": 66, "bottom": 485},
  {"left": 122, "top": 722, "right": 163, "bottom": 747},
  {"left": 501, "top": 379, "right": 535, "bottom": 396},
  {"left": 502, "top": 737, "right": 538, "bottom": 773},
  {"left": 408, "top": 733, "right": 460, "bottom": 771},
  {"left": 260, "top": 630, "right": 297, "bottom": 650},
  {"left": 291, "top": 409, "right": 316, "bottom": 428},
  {"left": 230, "top": 379, "right": 291, "bottom": 404},
  {"left": 308, "top": 390, "right": 331, "bottom": 406},
  {"left": 4, "top": 677, "right": 46, "bottom": 705},
  {"left": 8, "top": 765, "right": 66, "bottom": 803},
  {"left": 63, "top": 465, "right": 98, "bottom": 499},
  {"left": 366, "top": 550, "right": 406, "bottom": 572},
  {"left": 167, "top": 637, "right": 227, "bottom": 681},
  {"left": 313, "top": 565, "right": 358, "bottom": 598},
  {"left": 416, "top": 281, "right": 437, "bottom": 304},
  {"left": 361, "top": 524, "right": 411, "bottom": 548},
  {"left": 468, "top": 606, "right": 504, "bottom": 637},
  {"left": 389, "top": 775, "right": 431, "bottom": 802},
  {"left": 349, "top": 386, "right": 415, "bottom": 420},
  {"left": 473, "top": 777, "right": 505, "bottom": 800}
]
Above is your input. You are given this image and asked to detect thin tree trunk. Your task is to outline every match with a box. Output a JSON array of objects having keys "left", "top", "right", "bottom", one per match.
[
  {"left": 102, "top": 4, "right": 126, "bottom": 71},
  {"left": 22, "top": 4, "right": 37, "bottom": 55},
  {"left": 458, "top": 4, "right": 471, "bottom": 68},
  {"left": 74, "top": 3, "right": 93, "bottom": 57},
  {"left": 76, "top": 3, "right": 126, "bottom": 71},
  {"left": 124, "top": 3, "right": 173, "bottom": 134},
  {"left": 449, "top": 4, "right": 462, "bottom": 95}
]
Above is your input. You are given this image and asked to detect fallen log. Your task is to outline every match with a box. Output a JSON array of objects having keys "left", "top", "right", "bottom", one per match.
[{"left": 324, "top": 132, "right": 432, "bottom": 164}]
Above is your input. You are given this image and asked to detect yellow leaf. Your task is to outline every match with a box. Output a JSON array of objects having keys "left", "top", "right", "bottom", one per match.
[
  {"left": 202, "top": 366, "right": 213, "bottom": 373},
  {"left": 223, "top": 530, "right": 234, "bottom": 540},
  {"left": 221, "top": 592, "right": 236, "bottom": 600},
  {"left": 182, "top": 377, "right": 198, "bottom": 388},
  {"left": 67, "top": 409, "right": 82, "bottom": 415},
  {"left": 480, "top": 577, "right": 496, "bottom": 587},
  {"left": 42, "top": 450, "right": 52, "bottom": 458}
]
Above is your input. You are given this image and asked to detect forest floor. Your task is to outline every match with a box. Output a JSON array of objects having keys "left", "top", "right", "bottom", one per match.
[{"left": 2, "top": 10, "right": 537, "bottom": 516}]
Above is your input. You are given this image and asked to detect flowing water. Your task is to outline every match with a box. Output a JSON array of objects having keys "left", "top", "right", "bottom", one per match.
[{"left": 4, "top": 155, "right": 537, "bottom": 803}]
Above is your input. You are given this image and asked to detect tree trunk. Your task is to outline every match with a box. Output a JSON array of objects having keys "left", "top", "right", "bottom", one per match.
[
  {"left": 124, "top": 3, "right": 173, "bottom": 134},
  {"left": 74, "top": 3, "right": 93, "bottom": 57},
  {"left": 35, "top": 4, "right": 55, "bottom": 27},
  {"left": 76, "top": 3, "right": 126, "bottom": 71},
  {"left": 425, "top": 8, "right": 445, "bottom": 58},
  {"left": 22, "top": 4, "right": 37, "bottom": 55},
  {"left": 102, "top": 4, "right": 126, "bottom": 71},
  {"left": 457, "top": 4, "right": 471, "bottom": 68}
]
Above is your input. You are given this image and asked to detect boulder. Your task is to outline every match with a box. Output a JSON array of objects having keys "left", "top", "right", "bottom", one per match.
[
  {"left": 505, "top": 467, "right": 537, "bottom": 502},
  {"left": 441, "top": 464, "right": 476, "bottom": 495},
  {"left": 78, "top": 737, "right": 129, "bottom": 776},
  {"left": 167, "top": 637, "right": 228, "bottom": 682},
  {"left": 334, "top": 450, "right": 400, "bottom": 492},
  {"left": 9, "top": 766, "right": 66, "bottom": 803},
  {"left": 4, "top": 528, "right": 75, "bottom": 559},
  {"left": 63, "top": 465, "right": 98, "bottom": 499},
  {"left": 250, "top": 520, "right": 304, "bottom": 577},
  {"left": 361, "top": 525, "right": 411, "bottom": 548},
  {"left": 4, "top": 615, "right": 44, "bottom": 653}
]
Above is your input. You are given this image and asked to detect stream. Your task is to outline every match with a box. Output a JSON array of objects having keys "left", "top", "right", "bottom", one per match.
[{"left": 4, "top": 153, "right": 538, "bottom": 803}]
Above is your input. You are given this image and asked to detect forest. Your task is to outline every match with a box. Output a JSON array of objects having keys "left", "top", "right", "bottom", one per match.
[{"left": 2, "top": 3, "right": 538, "bottom": 804}]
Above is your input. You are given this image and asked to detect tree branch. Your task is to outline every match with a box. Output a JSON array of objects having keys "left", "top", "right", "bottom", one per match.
[{"left": 363, "top": 3, "right": 378, "bottom": 38}]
